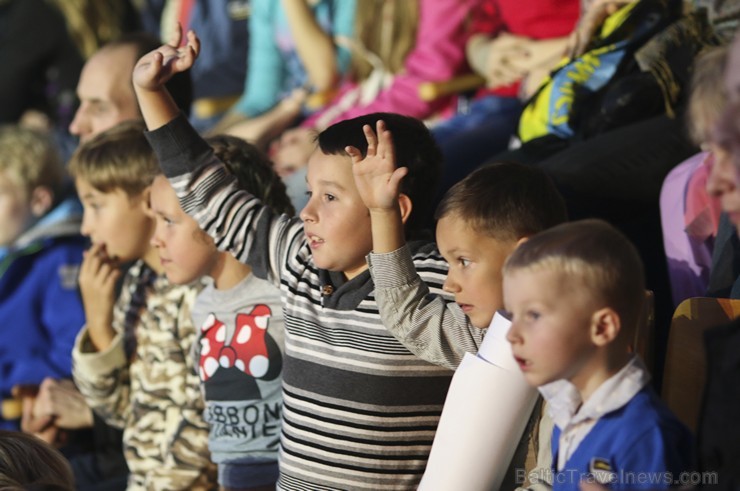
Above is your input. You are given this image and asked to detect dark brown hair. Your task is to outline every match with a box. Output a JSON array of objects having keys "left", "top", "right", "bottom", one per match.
[
  {"left": 0, "top": 430, "right": 75, "bottom": 490},
  {"left": 435, "top": 162, "right": 568, "bottom": 241}
]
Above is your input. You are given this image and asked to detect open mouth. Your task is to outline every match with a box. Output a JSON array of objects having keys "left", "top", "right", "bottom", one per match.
[
  {"left": 513, "top": 356, "right": 529, "bottom": 371},
  {"left": 306, "top": 234, "right": 324, "bottom": 248}
]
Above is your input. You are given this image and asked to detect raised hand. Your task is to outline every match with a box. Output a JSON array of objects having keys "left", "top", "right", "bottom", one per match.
[
  {"left": 133, "top": 24, "right": 201, "bottom": 92},
  {"left": 348, "top": 120, "right": 408, "bottom": 213}
]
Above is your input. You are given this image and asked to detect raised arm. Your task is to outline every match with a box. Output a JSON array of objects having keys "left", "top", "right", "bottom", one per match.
[
  {"left": 133, "top": 25, "right": 200, "bottom": 131},
  {"left": 348, "top": 120, "right": 408, "bottom": 254},
  {"left": 351, "top": 121, "right": 484, "bottom": 370}
]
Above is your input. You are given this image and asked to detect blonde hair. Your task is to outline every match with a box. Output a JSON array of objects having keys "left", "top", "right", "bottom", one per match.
[
  {"left": 688, "top": 45, "right": 729, "bottom": 145},
  {"left": 0, "top": 125, "right": 64, "bottom": 196},
  {"left": 68, "top": 120, "right": 160, "bottom": 196},
  {"left": 350, "top": 0, "right": 418, "bottom": 81},
  {"left": 504, "top": 219, "right": 646, "bottom": 333}
]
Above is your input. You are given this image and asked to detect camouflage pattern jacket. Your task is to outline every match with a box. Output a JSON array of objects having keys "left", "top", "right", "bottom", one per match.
[{"left": 73, "top": 260, "right": 217, "bottom": 490}]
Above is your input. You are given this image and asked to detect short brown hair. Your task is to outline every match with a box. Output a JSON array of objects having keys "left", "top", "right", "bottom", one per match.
[
  {"left": 435, "top": 162, "right": 567, "bottom": 241},
  {"left": 504, "top": 219, "right": 646, "bottom": 333},
  {"left": 0, "top": 429, "right": 75, "bottom": 490},
  {"left": 68, "top": 119, "right": 160, "bottom": 196}
]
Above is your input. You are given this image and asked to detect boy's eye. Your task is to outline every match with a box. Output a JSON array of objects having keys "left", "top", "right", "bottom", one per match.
[
  {"left": 324, "top": 193, "right": 336, "bottom": 202},
  {"left": 458, "top": 258, "right": 471, "bottom": 268},
  {"left": 305, "top": 190, "right": 313, "bottom": 198},
  {"left": 524, "top": 310, "right": 540, "bottom": 322}
]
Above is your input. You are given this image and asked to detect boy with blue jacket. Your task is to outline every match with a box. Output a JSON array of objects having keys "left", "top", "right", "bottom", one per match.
[
  {"left": 503, "top": 220, "right": 694, "bottom": 490},
  {"left": 0, "top": 125, "right": 86, "bottom": 430}
]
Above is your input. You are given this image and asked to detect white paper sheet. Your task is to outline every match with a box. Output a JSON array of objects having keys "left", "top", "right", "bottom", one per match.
[{"left": 418, "top": 313, "right": 538, "bottom": 491}]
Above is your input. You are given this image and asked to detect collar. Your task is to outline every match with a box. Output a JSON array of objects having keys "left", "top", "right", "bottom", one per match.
[
  {"left": 540, "top": 355, "right": 651, "bottom": 430},
  {"left": 14, "top": 197, "right": 83, "bottom": 249}
]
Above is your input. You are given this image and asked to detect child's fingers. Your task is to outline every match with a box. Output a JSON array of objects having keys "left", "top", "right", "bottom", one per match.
[
  {"left": 139, "top": 51, "right": 165, "bottom": 83},
  {"left": 169, "top": 22, "right": 183, "bottom": 47},
  {"left": 102, "top": 268, "right": 122, "bottom": 292},
  {"left": 363, "top": 124, "right": 378, "bottom": 157},
  {"left": 345, "top": 145, "right": 362, "bottom": 164},
  {"left": 389, "top": 167, "right": 408, "bottom": 190},
  {"left": 187, "top": 30, "right": 201, "bottom": 58},
  {"left": 182, "top": 44, "right": 197, "bottom": 68},
  {"left": 81, "top": 244, "right": 102, "bottom": 271},
  {"left": 377, "top": 123, "right": 395, "bottom": 163}
]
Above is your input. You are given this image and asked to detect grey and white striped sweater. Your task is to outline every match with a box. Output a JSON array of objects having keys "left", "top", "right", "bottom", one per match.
[{"left": 147, "top": 115, "right": 454, "bottom": 490}]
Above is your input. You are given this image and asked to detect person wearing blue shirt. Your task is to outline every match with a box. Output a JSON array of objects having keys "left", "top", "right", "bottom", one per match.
[
  {"left": 0, "top": 125, "right": 86, "bottom": 430},
  {"left": 503, "top": 219, "right": 694, "bottom": 490}
]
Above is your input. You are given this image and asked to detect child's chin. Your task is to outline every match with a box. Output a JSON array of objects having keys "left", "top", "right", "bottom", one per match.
[
  {"left": 164, "top": 270, "right": 196, "bottom": 286},
  {"left": 311, "top": 256, "right": 333, "bottom": 271},
  {"left": 471, "top": 316, "right": 492, "bottom": 329}
]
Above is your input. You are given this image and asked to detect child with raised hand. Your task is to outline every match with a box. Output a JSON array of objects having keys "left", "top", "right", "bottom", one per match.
[
  {"left": 350, "top": 121, "right": 568, "bottom": 489},
  {"left": 503, "top": 219, "right": 693, "bottom": 490},
  {"left": 69, "top": 120, "right": 216, "bottom": 490},
  {"left": 149, "top": 134, "right": 294, "bottom": 491},
  {"left": 349, "top": 119, "right": 567, "bottom": 368},
  {"left": 135, "top": 28, "right": 453, "bottom": 490}
]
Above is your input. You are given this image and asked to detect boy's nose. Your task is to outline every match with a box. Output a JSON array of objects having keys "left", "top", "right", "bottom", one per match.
[
  {"left": 505, "top": 322, "right": 520, "bottom": 344},
  {"left": 299, "top": 201, "right": 316, "bottom": 223},
  {"left": 79, "top": 216, "right": 92, "bottom": 238},
  {"left": 442, "top": 275, "right": 460, "bottom": 294},
  {"left": 150, "top": 231, "right": 162, "bottom": 248}
]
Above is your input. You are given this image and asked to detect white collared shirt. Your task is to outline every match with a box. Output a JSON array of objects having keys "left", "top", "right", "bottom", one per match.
[{"left": 538, "top": 355, "right": 651, "bottom": 470}]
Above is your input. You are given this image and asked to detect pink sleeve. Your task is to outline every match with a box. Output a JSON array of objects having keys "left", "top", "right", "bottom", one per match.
[{"left": 316, "top": 0, "right": 475, "bottom": 126}]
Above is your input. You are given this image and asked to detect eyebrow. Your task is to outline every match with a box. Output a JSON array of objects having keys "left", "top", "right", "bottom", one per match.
[
  {"left": 440, "top": 244, "right": 467, "bottom": 256},
  {"left": 316, "top": 179, "right": 346, "bottom": 191}
]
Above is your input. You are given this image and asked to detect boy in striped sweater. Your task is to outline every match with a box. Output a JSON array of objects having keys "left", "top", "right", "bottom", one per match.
[{"left": 133, "top": 28, "right": 453, "bottom": 490}]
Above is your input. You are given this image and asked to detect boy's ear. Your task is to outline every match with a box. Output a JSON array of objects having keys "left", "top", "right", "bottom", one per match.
[
  {"left": 398, "top": 193, "right": 413, "bottom": 224},
  {"left": 29, "top": 186, "right": 53, "bottom": 217},
  {"left": 140, "top": 185, "right": 153, "bottom": 216},
  {"left": 590, "top": 307, "right": 621, "bottom": 347}
]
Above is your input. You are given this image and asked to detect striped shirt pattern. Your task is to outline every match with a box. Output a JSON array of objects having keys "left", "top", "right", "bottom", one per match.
[{"left": 147, "top": 116, "right": 454, "bottom": 490}]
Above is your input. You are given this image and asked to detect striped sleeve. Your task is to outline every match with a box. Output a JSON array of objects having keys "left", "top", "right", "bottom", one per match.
[
  {"left": 368, "top": 245, "right": 485, "bottom": 370},
  {"left": 146, "top": 114, "right": 305, "bottom": 286}
]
